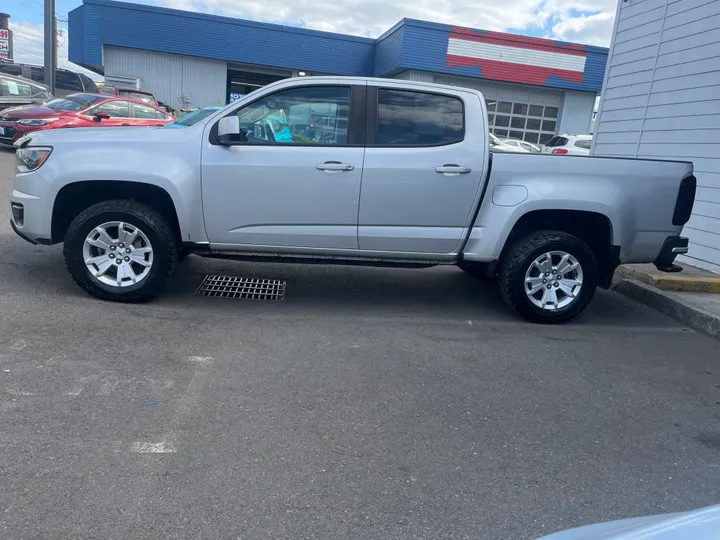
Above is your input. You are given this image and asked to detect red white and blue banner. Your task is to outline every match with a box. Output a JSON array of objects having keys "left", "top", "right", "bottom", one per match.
[{"left": 446, "top": 26, "right": 589, "bottom": 86}]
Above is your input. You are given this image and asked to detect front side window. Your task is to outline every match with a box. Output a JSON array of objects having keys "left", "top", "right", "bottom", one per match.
[
  {"left": 233, "top": 86, "right": 350, "bottom": 145},
  {"left": 377, "top": 89, "right": 464, "bottom": 146},
  {"left": 88, "top": 100, "right": 131, "bottom": 118},
  {"left": 133, "top": 103, "right": 164, "bottom": 119}
]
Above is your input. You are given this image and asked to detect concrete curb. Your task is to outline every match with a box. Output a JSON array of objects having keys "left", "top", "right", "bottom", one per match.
[
  {"left": 612, "top": 279, "right": 720, "bottom": 340},
  {"left": 616, "top": 265, "right": 720, "bottom": 294}
]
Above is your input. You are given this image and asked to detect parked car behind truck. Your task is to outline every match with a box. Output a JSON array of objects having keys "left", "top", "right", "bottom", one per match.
[
  {"left": 0, "top": 62, "right": 98, "bottom": 97},
  {"left": 0, "top": 93, "right": 174, "bottom": 145},
  {"left": 0, "top": 73, "right": 53, "bottom": 113},
  {"left": 10, "top": 77, "right": 697, "bottom": 323}
]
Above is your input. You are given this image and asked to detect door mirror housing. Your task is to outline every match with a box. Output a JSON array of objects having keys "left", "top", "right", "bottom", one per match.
[
  {"left": 94, "top": 111, "right": 111, "bottom": 122},
  {"left": 217, "top": 116, "right": 246, "bottom": 145}
]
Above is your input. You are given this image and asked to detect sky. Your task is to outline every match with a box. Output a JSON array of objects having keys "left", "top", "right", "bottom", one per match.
[{"left": 5, "top": 0, "right": 618, "bottom": 81}]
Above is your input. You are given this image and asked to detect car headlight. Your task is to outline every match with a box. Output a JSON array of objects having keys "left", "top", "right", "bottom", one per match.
[
  {"left": 16, "top": 146, "right": 53, "bottom": 173},
  {"left": 17, "top": 118, "right": 59, "bottom": 126}
]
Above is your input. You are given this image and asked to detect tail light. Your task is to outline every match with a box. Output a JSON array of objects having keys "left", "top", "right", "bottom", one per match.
[
  {"left": 672, "top": 175, "right": 697, "bottom": 226},
  {"left": 552, "top": 148, "right": 568, "bottom": 155}
]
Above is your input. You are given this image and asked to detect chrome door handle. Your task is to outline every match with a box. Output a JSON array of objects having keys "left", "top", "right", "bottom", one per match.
[
  {"left": 317, "top": 162, "right": 354, "bottom": 172},
  {"left": 435, "top": 165, "right": 471, "bottom": 174}
]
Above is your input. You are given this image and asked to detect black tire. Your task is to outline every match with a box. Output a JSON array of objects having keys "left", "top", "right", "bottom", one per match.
[
  {"left": 63, "top": 199, "right": 178, "bottom": 302},
  {"left": 458, "top": 262, "right": 496, "bottom": 282},
  {"left": 498, "top": 230, "right": 597, "bottom": 324}
]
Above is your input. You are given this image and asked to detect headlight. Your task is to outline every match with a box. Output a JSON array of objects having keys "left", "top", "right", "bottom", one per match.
[
  {"left": 16, "top": 147, "right": 53, "bottom": 173},
  {"left": 17, "top": 118, "right": 59, "bottom": 126}
]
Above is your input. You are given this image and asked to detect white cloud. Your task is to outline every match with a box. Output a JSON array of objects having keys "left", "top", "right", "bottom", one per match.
[
  {"left": 8, "top": 20, "right": 103, "bottom": 81},
  {"left": 154, "top": 0, "right": 617, "bottom": 45},
  {"left": 550, "top": 11, "right": 616, "bottom": 46}
]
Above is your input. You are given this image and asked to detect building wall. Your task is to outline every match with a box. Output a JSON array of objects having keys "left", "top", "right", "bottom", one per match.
[
  {"left": 104, "top": 46, "right": 227, "bottom": 109},
  {"left": 593, "top": 0, "right": 720, "bottom": 273},
  {"left": 558, "top": 91, "right": 596, "bottom": 135},
  {"left": 70, "top": 1, "right": 607, "bottom": 94},
  {"left": 74, "top": 0, "right": 375, "bottom": 76}
]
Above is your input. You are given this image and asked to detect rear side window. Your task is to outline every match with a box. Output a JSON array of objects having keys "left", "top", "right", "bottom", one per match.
[
  {"left": 545, "top": 136, "right": 569, "bottom": 147},
  {"left": 376, "top": 89, "right": 464, "bottom": 146},
  {"left": 573, "top": 139, "right": 591, "bottom": 150},
  {"left": 134, "top": 103, "right": 165, "bottom": 119}
]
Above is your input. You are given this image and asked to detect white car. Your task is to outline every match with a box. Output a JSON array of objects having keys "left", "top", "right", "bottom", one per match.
[
  {"left": 542, "top": 134, "right": 592, "bottom": 155},
  {"left": 489, "top": 133, "right": 528, "bottom": 152},
  {"left": 501, "top": 139, "right": 541, "bottom": 153}
]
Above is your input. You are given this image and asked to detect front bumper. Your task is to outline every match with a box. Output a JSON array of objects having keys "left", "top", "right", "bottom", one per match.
[
  {"left": 10, "top": 171, "right": 57, "bottom": 245},
  {"left": 654, "top": 236, "right": 688, "bottom": 273}
]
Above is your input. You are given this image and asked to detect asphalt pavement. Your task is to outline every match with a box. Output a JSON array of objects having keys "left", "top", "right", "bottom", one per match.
[{"left": 1, "top": 145, "right": 720, "bottom": 540}]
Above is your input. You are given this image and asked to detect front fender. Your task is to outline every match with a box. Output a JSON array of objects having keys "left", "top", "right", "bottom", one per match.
[{"left": 40, "top": 141, "right": 205, "bottom": 242}]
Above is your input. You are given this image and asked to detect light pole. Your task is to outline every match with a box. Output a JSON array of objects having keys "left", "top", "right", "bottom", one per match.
[{"left": 43, "top": 0, "right": 56, "bottom": 94}]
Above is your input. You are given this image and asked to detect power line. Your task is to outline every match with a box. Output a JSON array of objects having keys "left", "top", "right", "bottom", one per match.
[
  {"left": 8, "top": 0, "right": 44, "bottom": 16},
  {"left": 12, "top": 31, "right": 45, "bottom": 47}
]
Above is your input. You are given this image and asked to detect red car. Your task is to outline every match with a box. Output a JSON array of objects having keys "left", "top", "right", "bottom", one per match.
[{"left": 0, "top": 93, "right": 175, "bottom": 145}]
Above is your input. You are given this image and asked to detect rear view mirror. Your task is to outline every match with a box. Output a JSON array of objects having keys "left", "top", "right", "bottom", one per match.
[
  {"left": 94, "top": 111, "right": 111, "bottom": 122},
  {"left": 217, "top": 116, "right": 245, "bottom": 145}
]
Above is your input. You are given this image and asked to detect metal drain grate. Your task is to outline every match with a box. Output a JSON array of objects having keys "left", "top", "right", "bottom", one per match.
[{"left": 195, "top": 275, "right": 286, "bottom": 301}]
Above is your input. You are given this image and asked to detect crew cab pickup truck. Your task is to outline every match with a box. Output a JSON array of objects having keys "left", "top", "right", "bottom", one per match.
[{"left": 9, "top": 77, "right": 697, "bottom": 323}]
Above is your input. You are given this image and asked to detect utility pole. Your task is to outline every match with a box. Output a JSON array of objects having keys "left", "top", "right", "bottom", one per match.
[{"left": 43, "top": 0, "right": 56, "bottom": 94}]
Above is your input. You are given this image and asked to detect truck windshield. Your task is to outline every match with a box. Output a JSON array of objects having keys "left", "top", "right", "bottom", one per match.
[{"left": 170, "top": 108, "right": 220, "bottom": 127}]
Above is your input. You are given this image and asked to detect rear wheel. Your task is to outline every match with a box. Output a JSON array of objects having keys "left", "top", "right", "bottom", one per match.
[
  {"left": 498, "top": 230, "right": 597, "bottom": 324},
  {"left": 63, "top": 200, "right": 178, "bottom": 302}
]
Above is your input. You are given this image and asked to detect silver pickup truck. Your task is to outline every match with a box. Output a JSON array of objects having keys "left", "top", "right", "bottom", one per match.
[{"left": 9, "top": 76, "right": 696, "bottom": 323}]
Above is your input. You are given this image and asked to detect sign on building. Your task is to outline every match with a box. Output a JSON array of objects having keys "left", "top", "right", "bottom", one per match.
[{"left": 0, "top": 28, "right": 12, "bottom": 61}]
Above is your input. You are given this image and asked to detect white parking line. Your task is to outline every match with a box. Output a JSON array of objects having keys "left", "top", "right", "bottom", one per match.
[{"left": 130, "top": 442, "right": 176, "bottom": 453}]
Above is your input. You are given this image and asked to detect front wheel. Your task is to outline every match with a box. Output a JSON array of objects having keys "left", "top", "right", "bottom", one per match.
[
  {"left": 498, "top": 230, "right": 597, "bottom": 324},
  {"left": 63, "top": 200, "right": 178, "bottom": 302}
]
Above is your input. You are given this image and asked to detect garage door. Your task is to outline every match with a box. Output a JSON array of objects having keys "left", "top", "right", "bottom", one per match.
[
  {"left": 486, "top": 100, "right": 558, "bottom": 145},
  {"left": 434, "top": 75, "right": 563, "bottom": 146}
]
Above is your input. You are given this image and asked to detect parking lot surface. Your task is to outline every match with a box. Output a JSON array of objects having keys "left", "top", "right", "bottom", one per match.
[{"left": 1, "top": 146, "right": 720, "bottom": 539}]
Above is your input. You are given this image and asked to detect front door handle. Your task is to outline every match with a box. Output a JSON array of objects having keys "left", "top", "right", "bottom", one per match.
[
  {"left": 121, "top": 123, "right": 131, "bottom": 126},
  {"left": 317, "top": 161, "right": 354, "bottom": 172},
  {"left": 435, "top": 165, "right": 471, "bottom": 174}
]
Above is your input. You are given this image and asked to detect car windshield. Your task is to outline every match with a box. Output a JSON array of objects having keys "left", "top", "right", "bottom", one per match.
[
  {"left": 46, "top": 95, "right": 105, "bottom": 111},
  {"left": 170, "top": 108, "right": 219, "bottom": 126}
]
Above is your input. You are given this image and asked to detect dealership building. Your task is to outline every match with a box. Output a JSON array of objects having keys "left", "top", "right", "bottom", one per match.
[{"left": 69, "top": 0, "right": 608, "bottom": 145}]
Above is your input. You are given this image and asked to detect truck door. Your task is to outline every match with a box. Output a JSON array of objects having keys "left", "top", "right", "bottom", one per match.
[
  {"left": 358, "top": 84, "right": 488, "bottom": 255},
  {"left": 201, "top": 84, "right": 365, "bottom": 250}
]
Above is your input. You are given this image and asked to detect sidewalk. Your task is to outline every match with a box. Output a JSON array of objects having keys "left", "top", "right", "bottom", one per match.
[{"left": 612, "top": 263, "right": 720, "bottom": 339}]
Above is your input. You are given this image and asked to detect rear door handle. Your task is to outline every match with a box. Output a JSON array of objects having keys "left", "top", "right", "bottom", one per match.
[
  {"left": 435, "top": 165, "right": 471, "bottom": 174},
  {"left": 121, "top": 123, "right": 131, "bottom": 126},
  {"left": 317, "top": 162, "right": 354, "bottom": 172}
]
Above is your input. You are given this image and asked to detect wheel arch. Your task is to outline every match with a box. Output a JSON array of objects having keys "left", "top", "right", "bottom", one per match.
[
  {"left": 499, "top": 209, "right": 618, "bottom": 289},
  {"left": 51, "top": 180, "right": 182, "bottom": 244}
]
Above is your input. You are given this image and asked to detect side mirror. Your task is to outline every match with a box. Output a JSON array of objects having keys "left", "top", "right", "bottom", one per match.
[
  {"left": 217, "top": 116, "right": 245, "bottom": 145},
  {"left": 94, "top": 111, "right": 111, "bottom": 122}
]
